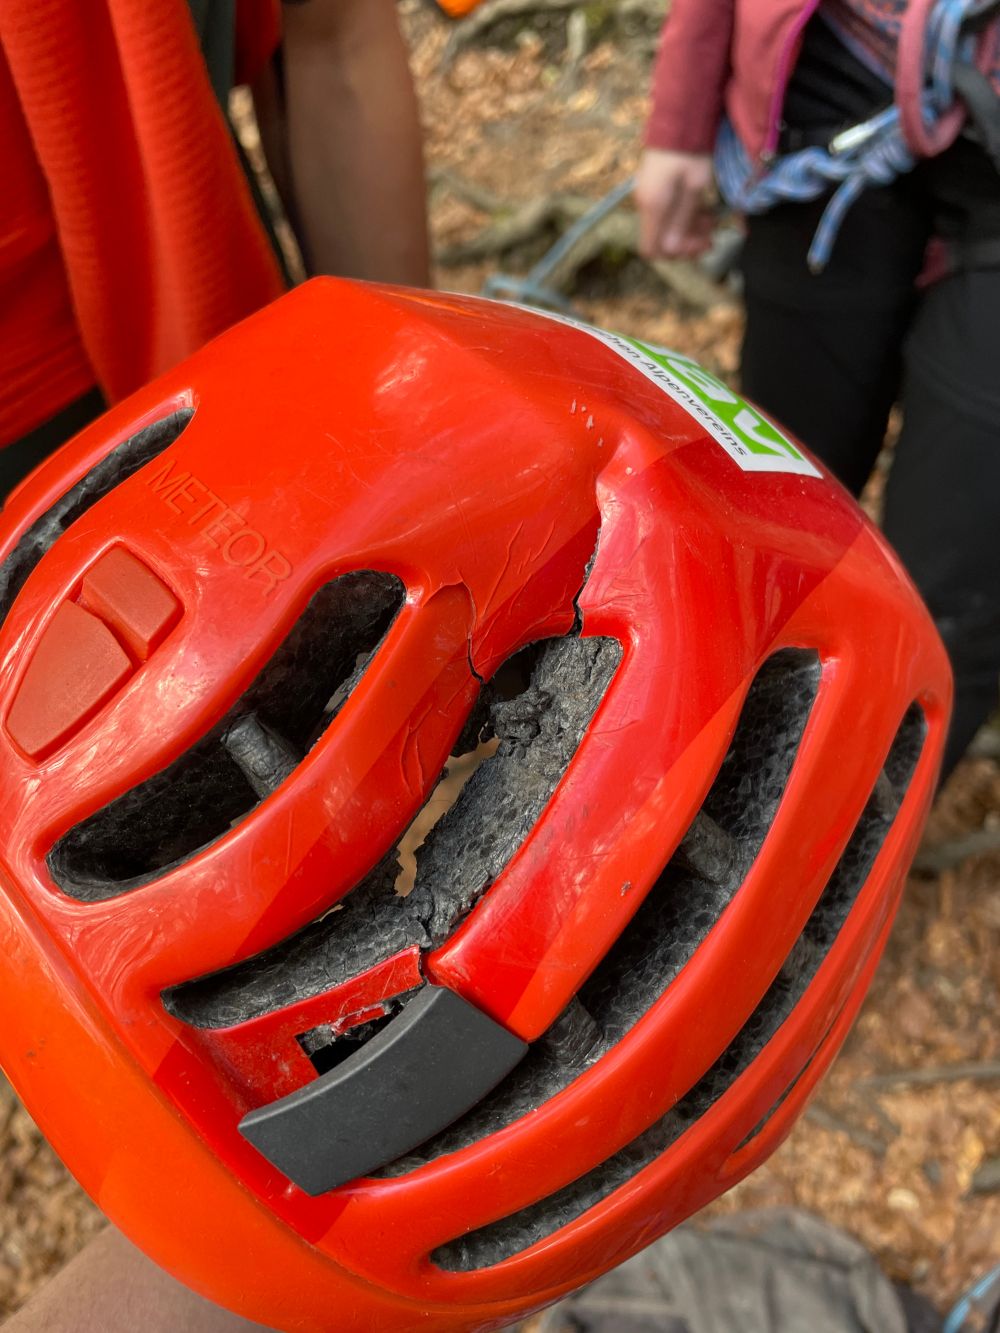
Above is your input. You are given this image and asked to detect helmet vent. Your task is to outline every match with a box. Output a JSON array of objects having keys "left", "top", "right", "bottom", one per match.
[
  {"left": 0, "top": 410, "right": 193, "bottom": 634},
  {"left": 298, "top": 999, "right": 411, "bottom": 1077},
  {"left": 163, "top": 634, "right": 622, "bottom": 1030},
  {"left": 48, "top": 571, "right": 405, "bottom": 900},
  {"left": 732, "top": 702, "right": 927, "bottom": 1154},
  {"left": 430, "top": 700, "right": 926, "bottom": 1272},
  {"left": 378, "top": 649, "right": 821, "bottom": 1179}
]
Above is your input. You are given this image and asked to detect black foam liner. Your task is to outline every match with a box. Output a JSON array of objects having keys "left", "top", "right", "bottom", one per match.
[
  {"left": 165, "top": 634, "right": 623, "bottom": 1028},
  {"left": 377, "top": 650, "right": 822, "bottom": 1179},
  {"left": 431, "top": 702, "right": 925, "bottom": 1272},
  {"left": 0, "top": 410, "right": 193, "bottom": 632},
  {"left": 49, "top": 571, "right": 405, "bottom": 900}
]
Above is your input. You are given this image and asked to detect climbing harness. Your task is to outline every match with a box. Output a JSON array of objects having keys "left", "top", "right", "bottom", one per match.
[
  {"left": 481, "top": 0, "right": 1000, "bottom": 307},
  {"left": 715, "top": 0, "right": 1000, "bottom": 270}
]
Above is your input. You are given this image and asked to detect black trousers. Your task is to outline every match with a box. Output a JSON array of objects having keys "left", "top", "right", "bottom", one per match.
[{"left": 741, "top": 137, "right": 1000, "bottom": 780}]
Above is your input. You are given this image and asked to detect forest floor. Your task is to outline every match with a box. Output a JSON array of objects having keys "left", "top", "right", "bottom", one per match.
[{"left": 1, "top": 2, "right": 997, "bottom": 1322}]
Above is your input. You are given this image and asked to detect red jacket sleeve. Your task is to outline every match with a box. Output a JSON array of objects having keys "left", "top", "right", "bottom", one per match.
[{"left": 644, "top": 0, "right": 735, "bottom": 153}]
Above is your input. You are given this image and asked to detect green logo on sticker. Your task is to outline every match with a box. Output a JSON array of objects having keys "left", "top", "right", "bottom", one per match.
[
  {"left": 512, "top": 303, "right": 820, "bottom": 478},
  {"left": 625, "top": 338, "right": 811, "bottom": 469}
]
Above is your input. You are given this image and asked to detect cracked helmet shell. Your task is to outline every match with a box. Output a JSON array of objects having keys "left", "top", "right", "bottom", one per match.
[{"left": 0, "top": 279, "right": 950, "bottom": 1330}]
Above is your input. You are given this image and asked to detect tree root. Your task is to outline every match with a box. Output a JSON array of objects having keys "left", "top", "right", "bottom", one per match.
[
  {"left": 435, "top": 189, "right": 585, "bottom": 263},
  {"left": 434, "top": 178, "right": 735, "bottom": 311},
  {"left": 857, "top": 1060, "right": 1000, "bottom": 1089},
  {"left": 429, "top": 168, "right": 505, "bottom": 216},
  {"left": 441, "top": 0, "right": 668, "bottom": 69},
  {"left": 913, "top": 826, "right": 1000, "bottom": 874},
  {"left": 806, "top": 1104, "right": 891, "bottom": 1157}
]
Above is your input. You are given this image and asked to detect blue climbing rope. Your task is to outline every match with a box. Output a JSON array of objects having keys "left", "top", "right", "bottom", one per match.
[
  {"left": 715, "top": 0, "right": 999, "bottom": 271},
  {"left": 482, "top": 175, "right": 637, "bottom": 310},
  {"left": 943, "top": 1261, "right": 1000, "bottom": 1332}
]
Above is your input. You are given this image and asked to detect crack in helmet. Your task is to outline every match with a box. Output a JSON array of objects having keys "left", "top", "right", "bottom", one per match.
[{"left": 0, "top": 279, "right": 950, "bottom": 1331}]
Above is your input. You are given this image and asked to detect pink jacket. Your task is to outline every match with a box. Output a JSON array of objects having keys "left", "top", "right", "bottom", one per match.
[{"left": 645, "top": 0, "right": 821, "bottom": 163}]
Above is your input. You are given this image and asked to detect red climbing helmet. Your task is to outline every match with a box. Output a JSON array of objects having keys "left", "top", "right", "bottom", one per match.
[{"left": 0, "top": 280, "right": 949, "bottom": 1331}]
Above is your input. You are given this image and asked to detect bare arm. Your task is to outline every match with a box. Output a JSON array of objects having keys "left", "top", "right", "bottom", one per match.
[
  {"left": 266, "top": 0, "right": 430, "bottom": 286},
  {"left": 4, "top": 1228, "right": 267, "bottom": 1333}
]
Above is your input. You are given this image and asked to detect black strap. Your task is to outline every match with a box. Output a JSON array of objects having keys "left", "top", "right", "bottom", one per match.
[
  {"left": 185, "top": 0, "right": 297, "bottom": 287},
  {"left": 780, "top": 125, "right": 839, "bottom": 153},
  {"left": 186, "top": 0, "right": 237, "bottom": 112},
  {"left": 953, "top": 62, "right": 1000, "bottom": 174},
  {"left": 1, "top": 388, "right": 106, "bottom": 507}
]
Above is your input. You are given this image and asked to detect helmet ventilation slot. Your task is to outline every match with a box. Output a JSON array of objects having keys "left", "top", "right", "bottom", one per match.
[
  {"left": 377, "top": 649, "right": 822, "bottom": 1179},
  {"left": 164, "top": 634, "right": 623, "bottom": 1030},
  {"left": 0, "top": 410, "right": 193, "bottom": 633},
  {"left": 731, "top": 700, "right": 928, "bottom": 1154},
  {"left": 298, "top": 1000, "right": 412, "bottom": 1077},
  {"left": 48, "top": 571, "right": 405, "bottom": 900},
  {"left": 430, "top": 701, "right": 926, "bottom": 1272}
]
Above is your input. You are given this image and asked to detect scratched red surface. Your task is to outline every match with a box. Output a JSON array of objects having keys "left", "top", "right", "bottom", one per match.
[{"left": 0, "top": 280, "right": 950, "bottom": 1331}]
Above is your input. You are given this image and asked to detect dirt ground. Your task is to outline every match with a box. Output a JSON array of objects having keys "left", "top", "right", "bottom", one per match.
[{"left": 1, "top": 3, "right": 997, "bottom": 1324}]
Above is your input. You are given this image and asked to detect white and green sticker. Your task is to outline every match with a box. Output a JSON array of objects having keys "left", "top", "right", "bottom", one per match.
[{"left": 528, "top": 308, "right": 820, "bottom": 479}]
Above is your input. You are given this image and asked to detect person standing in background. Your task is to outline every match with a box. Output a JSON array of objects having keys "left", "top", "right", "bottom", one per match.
[{"left": 636, "top": 0, "right": 1000, "bottom": 782}]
